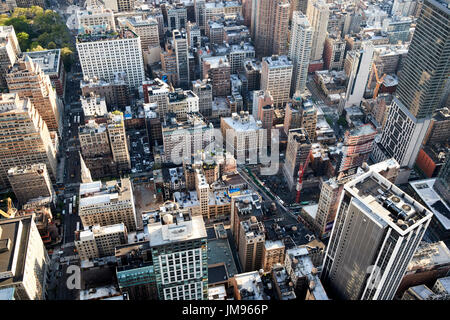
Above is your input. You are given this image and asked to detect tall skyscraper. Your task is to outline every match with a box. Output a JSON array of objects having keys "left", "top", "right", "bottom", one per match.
[
  {"left": 147, "top": 204, "right": 208, "bottom": 300},
  {"left": 313, "top": 159, "right": 400, "bottom": 238},
  {"left": 306, "top": 0, "right": 329, "bottom": 62},
  {"left": 344, "top": 41, "right": 374, "bottom": 108},
  {"left": 0, "top": 93, "right": 57, "bottom": 188},
  {"left": 254, "top": 0, "right": 290, "bottom": 58},
  {"left": 220, "top": 113, "right": 265, "bottom": 160},
  {"left": 238, "top": 216, "right": 265, "bottom": 272},
  {"left": 194, "top": 0, "right": 206, "bottom": 31},
  {"left": 202, "top": 56, "right": 231, "bottom": 97},
  {"left": 321, "top": 168, "right": 433, "bottom": 300},
  {"left": 373, "top": 0, "right": 450, "bottom": 169},
  {"left": 107, "top": 111, "right": 131, "bottom": 171},
  {"left": 78, "top": 119, "right": 116, "bottom": 178},
  {"left": 258, "top": 104, "right": 274, "bottom": 145},
  {"left": 7, "top": 163, "right": 55, "bottom": 205},
  {"left": 289, "top": 12, "right": 312, "bottom": 96},
  {"left": 396, "top": 0, "right": 450, "bottom": 119},
  {"left": 0, "top": 26, "right": 21, "bottom": 89},
  {"left": 76, "top": 28, "right": 144, "bottom": 89},
  {"left": 173, "top": 29, "right": 190, "bottom": 89},
  {"left": 6, "top": 56, "right": 61, "bottom": 133},
  {"left": 242, "top": 0, "right": 252, "bottom": 27},
  {"left": 282, "top": 128, "right": 312, "bottom": 191},
  {"left": 0, "top": 215, "right": 49, "bottom": 300},
  {"left": 260, "top": 55, "right": 293, "bottom": 107},
  {"left": 290, "top": 0, "right": 309, "bottom": 19}
]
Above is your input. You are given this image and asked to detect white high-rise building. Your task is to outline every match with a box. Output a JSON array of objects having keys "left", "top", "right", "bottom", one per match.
[
  {"left": 260, "top": 55, "right": 293, "bottom": 107},
  {"left": 76, "top": 29, "right": 144, "bottom": 89},
  {"left": 220, "top": 112, "right": 265, "bottom": 161},
  {"left": 147, "top": 203, "right": 208, "bottom": 300},
  {"left": 321, "top": 168, "right": 433, "bottom": 300},
  {"left": 289, "top": 12, "right": 312, "bottom": 96},
  {"left": 344, "top": 42, "right": 374, "bottom": 108}
]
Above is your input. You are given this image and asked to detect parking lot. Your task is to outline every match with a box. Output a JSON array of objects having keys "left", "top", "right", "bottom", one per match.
[{"left": 127, "top": 128, "right": 154, "bottom": 174}]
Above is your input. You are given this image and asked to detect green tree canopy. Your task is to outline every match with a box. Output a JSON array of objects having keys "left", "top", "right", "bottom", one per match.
[
  {"left": 16, "top": 32, "right": 30, "bottom": 50},
  {"left": 0, "top": 6, "right": 75, "bottom": 71}
]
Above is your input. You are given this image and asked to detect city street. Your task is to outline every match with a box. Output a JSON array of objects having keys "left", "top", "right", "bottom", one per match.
[
  {"left": 237, "top": 165, "right": 298, "bottom": 225},
  {"left": 47, "top": 42, "right": 83, "bottom": 300}
]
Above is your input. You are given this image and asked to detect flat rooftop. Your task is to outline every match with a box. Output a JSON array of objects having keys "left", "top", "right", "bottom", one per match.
[
  {"left": 0, "top": 93, "right": 29, "bottom": 113},
  {"left": 208, "top": 265, "right": 228, "bottom": 284},
  {"left": 347, "top": 171, "right": 433, "bottom": 234},
  {"left": 7, "top": 163, "right": 47, "bottom": 176},
  {"left": 80, "top": 285, "right": 120, "bottom": 300},
  {"left": 163, "top": 112, "right": 209, "bottom": 131},
  {"left": 222, "top": 113, "right": 262, "bottom": 132},
  {"left": 263, "top": 55, "right": 292, "bottom": 68},
  {"left": 272, "top": 266, "right": 296, "bottom": 300},
  {"left": 0, "top": 216, "right": 33, "bottom": 288},
  {"left": 147, "top": 210, "right": 207, "bottom": 247},
  {"left": 77, "top": 29, "right": 138, "bottom": 43},
  {"left": 78, "top": 223, "right": 125, "bottom": 242},
  {"left": 436, "top": 276, "right": 450, "bottom": 292},
  {"left": 209, "top": 190, "right": 230, "bottom": 206},
  {"left": 79, "top": 120, "right": 107, "bottom": 134},
  {"left": 234, "top": 271, "right": 270, "bottom": 300},
  {"left": 263, "top": 218, "right": 314, "bottom": 249},
  {"left": 410, "top": 178, "right": 450, "bottom": 230},
  {"left": 0, "top": 287, "right": 14, "bottom": 300},
  {"left": 265, "top": 240, "right": 284, "bottom": 250},
  {"left": 23, "top": 49, "right": 61, "bottom": 75},
  {"left": 79, "top": 179, "right": 132, "bottom": 208},
  {"left": 232, "top": 192, "right": 263, "bottom": 219},
  {"left": 174, "top": 191, "right": 199, "bottom": 209},
  {"left": 120, "top": 15, "right": 158, "bottom": 27},
  {"left": 208, "top": 285, "right": 226, "bottom": 300},
  {"left": 202, "top": 55, "right": 230, "bottom": 68},
  {"left": 408, "top": 285, "right": 434, "bottom": 299},
  {"left": 286, "top": 247, "right": 329, "bottom": 300}
]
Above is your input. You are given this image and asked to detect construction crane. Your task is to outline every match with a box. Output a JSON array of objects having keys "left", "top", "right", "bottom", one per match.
[
  {"left": 0, "top": 198, "right": 17, "bottom": 219},
  {"left": 295, "top": 150, "right": 312, "bottom": 203},
  {"left": 371, "top": 62, "right": 386, "bottom": 99}
]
